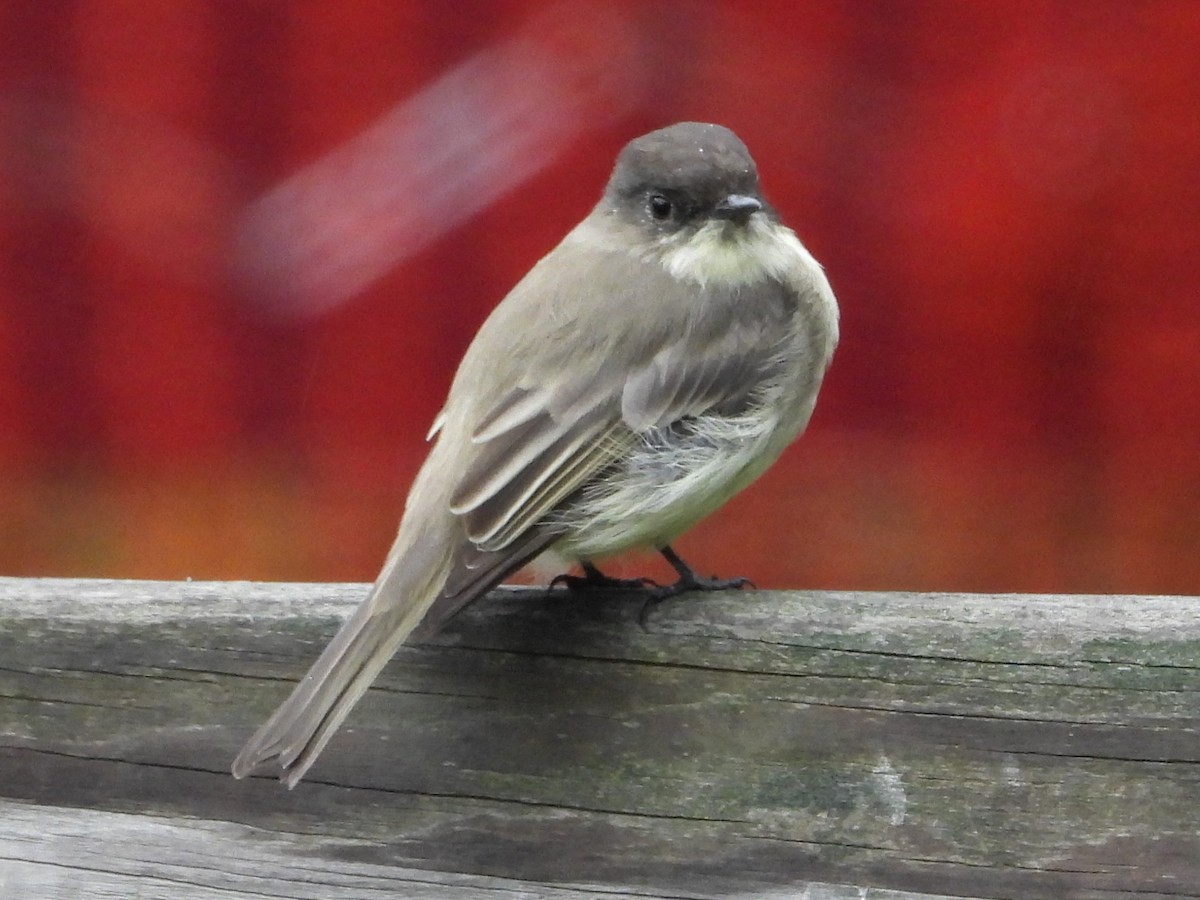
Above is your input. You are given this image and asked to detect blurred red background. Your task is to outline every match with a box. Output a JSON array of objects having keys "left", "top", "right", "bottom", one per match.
[{"left": 2, "top": 0, "right": 1198, "bottom": 594}]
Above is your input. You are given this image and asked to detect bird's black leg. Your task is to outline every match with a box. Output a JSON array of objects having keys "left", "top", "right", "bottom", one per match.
[
  {"left": 651, "top": 544, "right": 755, "bottom": 599},
  {"left": 634, "top": 544, "right": 754, "bottom": 627},
  {"left": 550, "top": 560, "right": 660, "bottom": 593}
]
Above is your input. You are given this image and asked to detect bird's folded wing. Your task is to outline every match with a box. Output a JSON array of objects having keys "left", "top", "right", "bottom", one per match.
[
  {"left": 446, "top": 291, "right": 791, "bottom": 557},
  {"left": 620, "top": 314, "right": 783, "bottom": 431},
  {"left": 449, "top": 388, "right": 633, "bottom": 552}
]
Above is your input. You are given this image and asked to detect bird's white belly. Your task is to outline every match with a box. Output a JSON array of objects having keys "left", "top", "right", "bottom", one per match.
[{"left": 554, "top": 401, "right": 810, "bottom": 560}]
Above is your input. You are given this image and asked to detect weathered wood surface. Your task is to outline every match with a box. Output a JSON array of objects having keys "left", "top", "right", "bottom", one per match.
[{"left": 1, "top": 577, "right": 1198, "bottom": 900}]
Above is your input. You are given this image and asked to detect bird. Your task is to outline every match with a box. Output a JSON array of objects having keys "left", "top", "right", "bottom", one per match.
[{"left": 232, "top": 121, "right": 839, "bottom": 787}]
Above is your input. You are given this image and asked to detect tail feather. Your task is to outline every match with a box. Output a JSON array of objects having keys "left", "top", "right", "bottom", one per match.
[
  {"left": 231, "top": 548, "right": 443, "bottom": 787},
  {"left": 231, "top": 524, "right": 558, "bottom": 787}
]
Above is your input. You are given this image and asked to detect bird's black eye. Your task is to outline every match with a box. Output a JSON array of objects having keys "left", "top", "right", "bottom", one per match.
[{"left": 647, "top": 193, "right": 673, "bottom": 220}]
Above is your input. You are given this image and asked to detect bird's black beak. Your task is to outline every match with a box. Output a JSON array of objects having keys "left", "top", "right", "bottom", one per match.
[{"left": 713, "top": 194, "right": 762, "bottom": 224}]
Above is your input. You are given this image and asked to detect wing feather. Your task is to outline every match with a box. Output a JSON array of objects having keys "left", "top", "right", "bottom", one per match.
[
  {"left": 478, "top": 425, "right": 634, "bottom": 551},
  {"left": 448, "top": 409, "right": 568, "bottom": 515},
  {"left": 622, "top": 314, "right": 784, "bottom": 431},
  {"left": 471, "top": 386, "right": 544, "bottom": 443},
  {"left": 462, "top": 414, "right": 612, "bottom": 546}
]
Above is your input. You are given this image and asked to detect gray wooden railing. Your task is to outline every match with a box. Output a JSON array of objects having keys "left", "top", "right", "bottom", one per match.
[{"left": 2, "top": 577, "right": 1198, "bottom": 899}]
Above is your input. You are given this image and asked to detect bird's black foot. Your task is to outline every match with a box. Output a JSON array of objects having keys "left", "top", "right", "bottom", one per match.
[
  {"left": 638, "top": 545, "right": 754, "bottom": 627},
  {"left": 550, "top": 560, "right": 660, "bottom": 594},
  {"left": 654, "top": 544, "right": 755, "bottom": 597},
  {"left": 647, "top": 572, "right": 754, "bottom": 601}
]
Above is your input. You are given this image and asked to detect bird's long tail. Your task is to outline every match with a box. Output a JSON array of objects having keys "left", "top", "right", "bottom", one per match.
[{"left": 231, "top": 517, "right": 555, "bottom": 788}]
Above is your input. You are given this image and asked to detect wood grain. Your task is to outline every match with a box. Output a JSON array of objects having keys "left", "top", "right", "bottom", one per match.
[{"left": 1, "top": 577, "right": 1198, "bottom": 899}]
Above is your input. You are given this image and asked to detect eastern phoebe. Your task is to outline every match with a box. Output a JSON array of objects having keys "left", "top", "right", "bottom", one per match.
[{"left": 232, "top": 122, "right": 839, "bottom": 786}]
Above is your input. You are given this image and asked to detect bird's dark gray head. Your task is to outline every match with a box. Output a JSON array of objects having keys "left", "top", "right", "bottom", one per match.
[{"left": 603, "top": 123, "right": 767, "bottom": 233}]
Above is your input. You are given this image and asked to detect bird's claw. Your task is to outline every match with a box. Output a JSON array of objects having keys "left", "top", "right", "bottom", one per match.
[
  {"left": 549, "top": 569, "right": 660, "bottom": 594},
  {"left": 636, "top": 572, "right": 754, "bottom": 628}
]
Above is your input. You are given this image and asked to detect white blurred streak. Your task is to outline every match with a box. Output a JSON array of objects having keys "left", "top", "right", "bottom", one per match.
[{"left": 235, "top": 0, "right": 647, "bottom": 319}]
